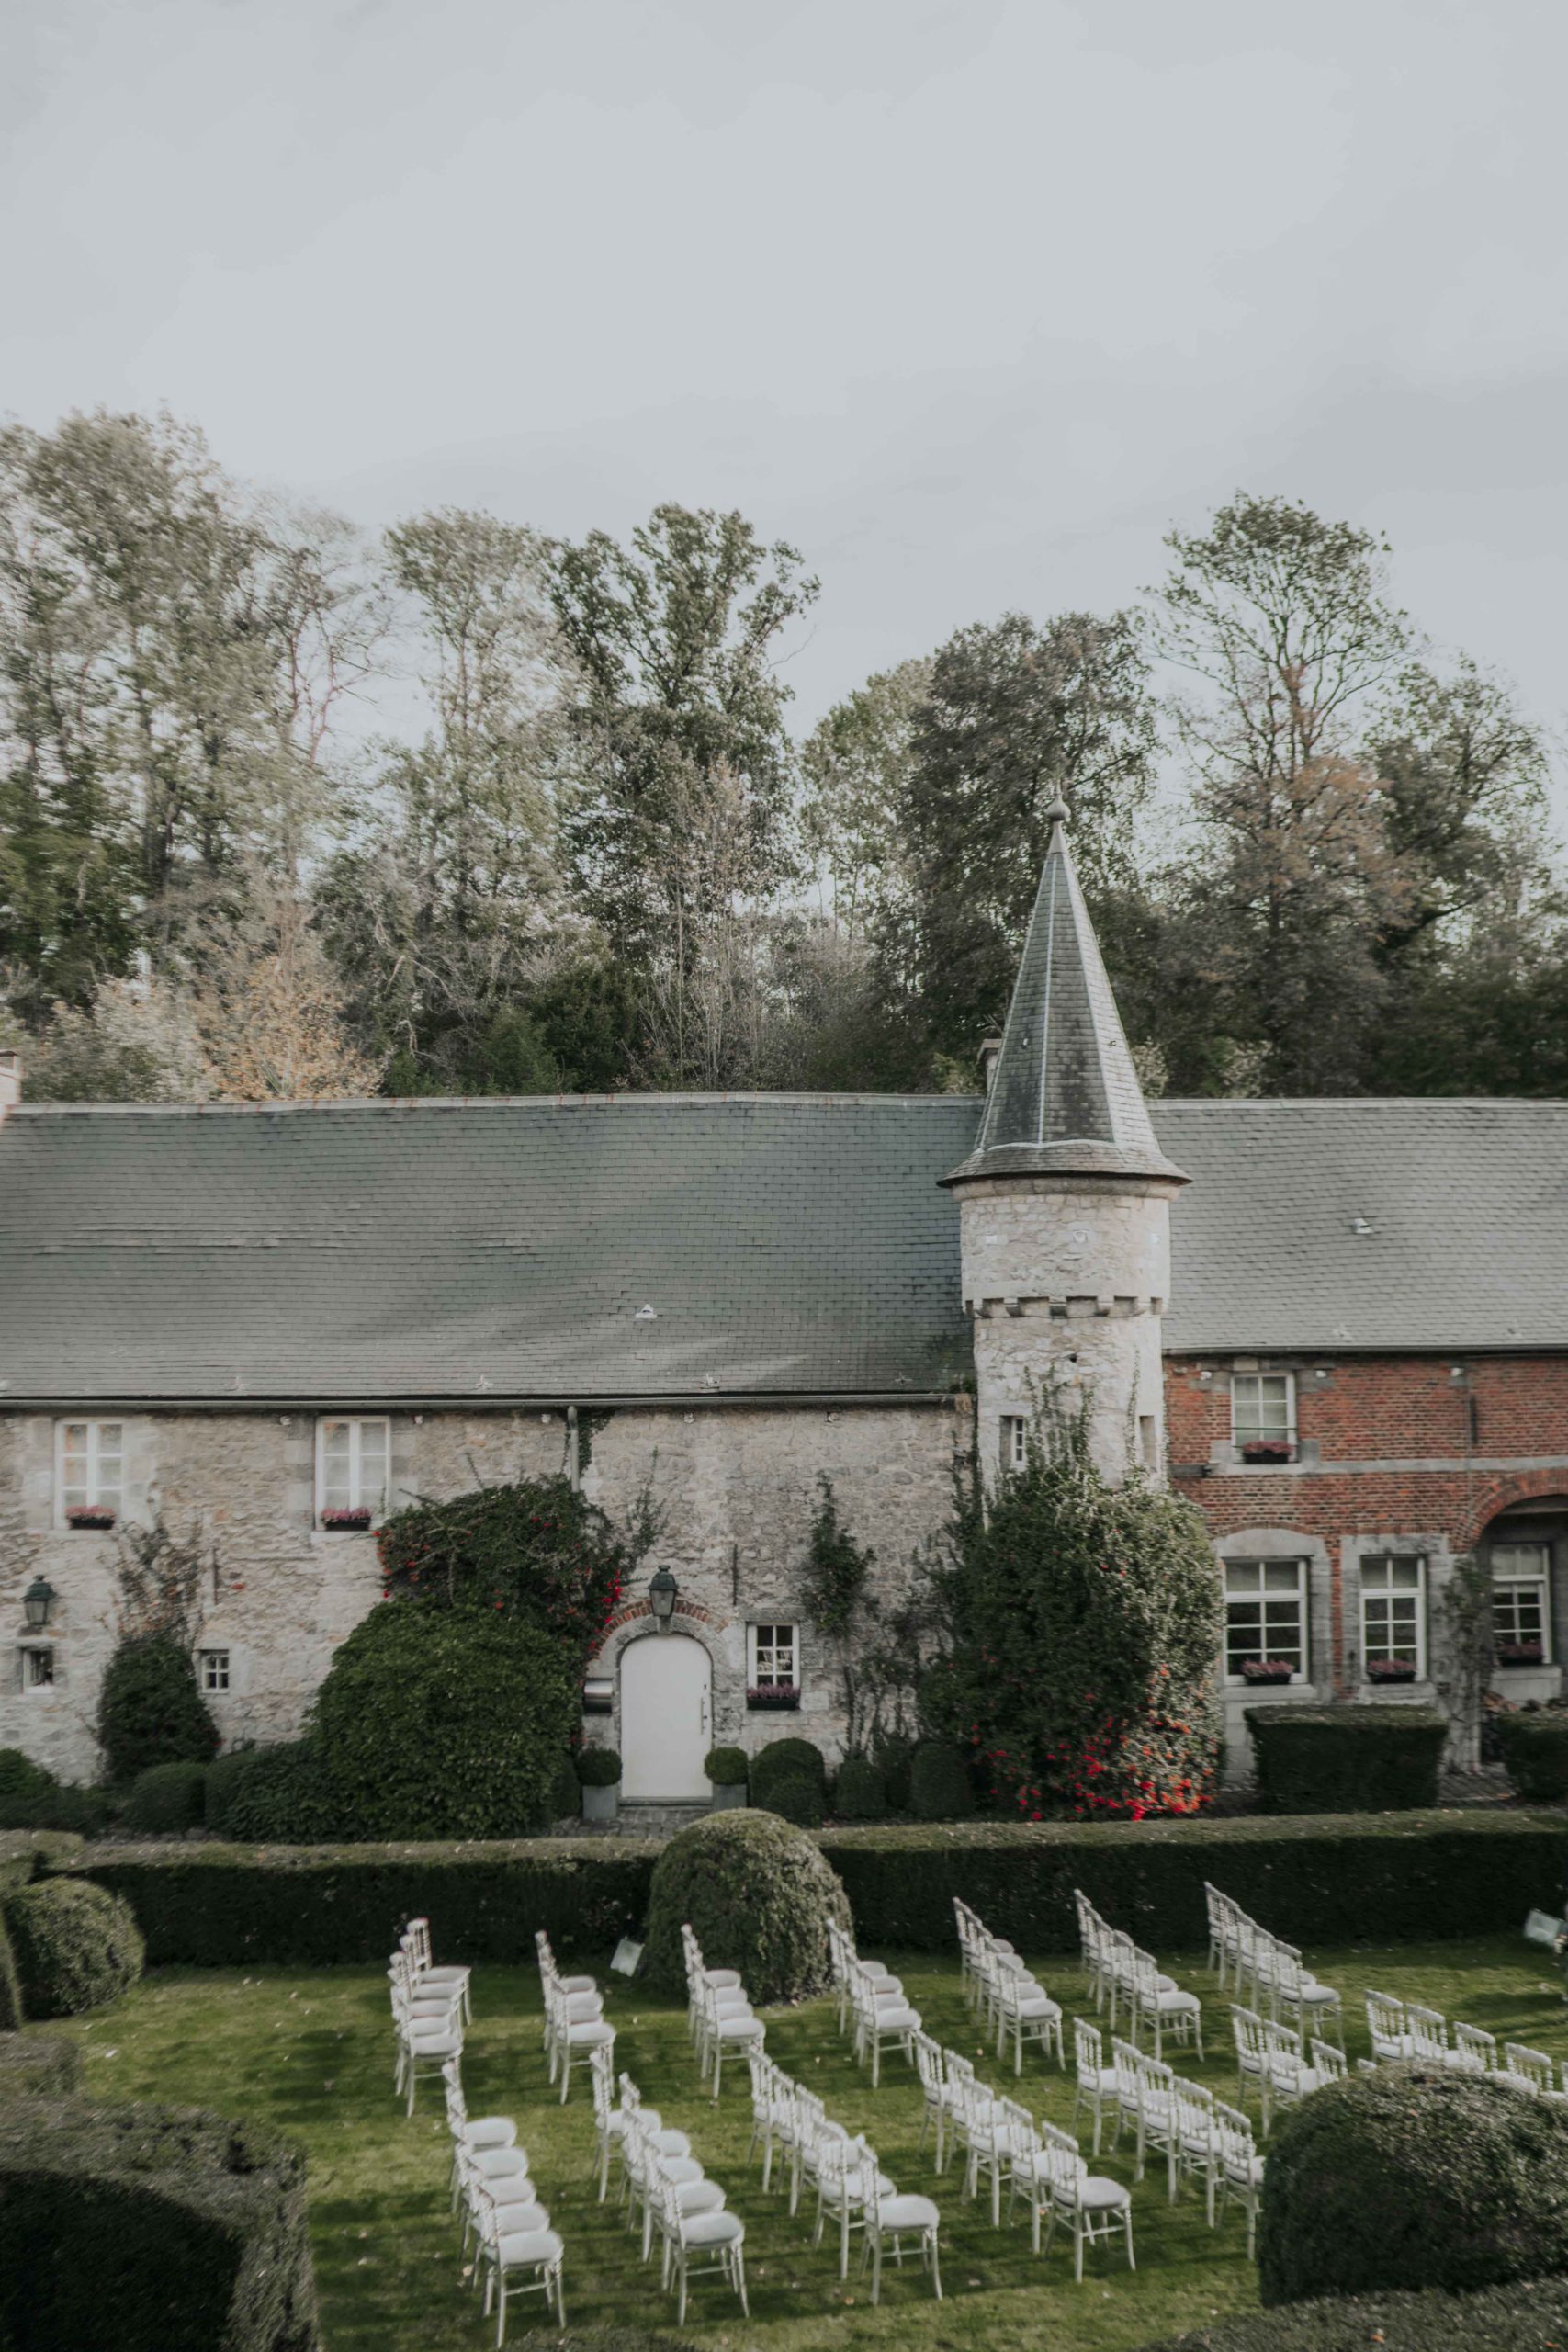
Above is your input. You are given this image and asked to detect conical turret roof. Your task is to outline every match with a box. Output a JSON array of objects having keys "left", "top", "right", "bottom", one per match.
[{"left": 942, "top": 800, "right": 1188, "bottom": 1188}]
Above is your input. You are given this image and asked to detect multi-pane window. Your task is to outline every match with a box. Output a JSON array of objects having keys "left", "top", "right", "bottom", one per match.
[
  {"left": 1224, "top": 1559, "right": 1308, "bottom": 1681},
  {"left": 1361, "top": 1555, "right": 1426, "bottom": 1675},
  {"left": 316, "top": 1418, "right": 389, "bottom": 1523},
  {"left": 1000, "top": 1416, "right": 1029, "bottom": 1476},
  {"left": 1493, "top": 1542, "right": 1551, "bottom": 1664},
  {"left": 58, "top": 1420, "right": 124, "bottom": 1521},
  {"left": 199, "top": 1650, "right": 231, "bottom": 1695},
  {"left": 1231, "top": 1374, "right": 1295, "bottom": 1453},
  {"left": 749, "top": 1623, "right": 798, "bottom": 1690},
  {"left": 21, "top": 1647, "right": 54, "bottom": 1690}
]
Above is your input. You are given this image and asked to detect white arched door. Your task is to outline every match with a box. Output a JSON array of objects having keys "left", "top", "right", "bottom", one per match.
[{"left": 620, "top": 1634, "right": 712, "bottom": 1801}]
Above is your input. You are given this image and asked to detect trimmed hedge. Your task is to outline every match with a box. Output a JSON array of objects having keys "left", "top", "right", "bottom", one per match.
[
  {"left": 216, "top": 1743, "right": 342, "bottom": 1844},
  {"left": 1258, "top": 2064, "right": 1568, "bottom": 2304},
  {"left": 0, "top": 1750, "right": 54, "bottom": 1805},
  {"left": 1246, "top": 1707, "right": 1446, "bottom": 1813},
  {"left": 910, "top": 1740, "right": 976, "bottom": 1820},
  {"left": 761, "top": 1770, "right": 826, "bottom": 1829},
  {"left": 750, "top": 1738, "right": 827, "bottom": 1811},
  {"left": 577, "top": 1747, "right": 622, "bottom": 1789},
  {"left": 643, "top": 1810, "right": 850, "bottom": 2004},
  {"left": 50, "top": 1838, "right": 658, "bottom": 1966},
  {"left": 1495, "top": 1713, "right": 1568, "bottom": 1802},
  {"left": 0, "top": 2096, "right": 319, "bottom": 2351},
  {"left": 0, "top": 2032, "right": 84, "bottom": 2102},
  {"left": 832, "top": 1757, "right": 888, "bottom": 1821},
  {"left": 125, "top": 1761, "right": 209, "bottom": 1836},
  {"left": 705, "top": 1747, "right": 748, "bottom": 1786},
  {"left": 550, "top": 1755, "right": 582, "bottom": 1819},
  {"left": 96, "top": 1636, "right": 220, "bottom": 1784},
  {"left": 5, "top": 1880, "right": 144, "bottom": 2018},
  {"left": 1143, "top": 2274, "right": 1568, "bottom": 2351}
]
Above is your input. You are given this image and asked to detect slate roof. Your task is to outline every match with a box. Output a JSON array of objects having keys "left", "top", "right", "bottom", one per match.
[{"left": 1, "top": 1093, "right": 1565, "bottom": 1404}]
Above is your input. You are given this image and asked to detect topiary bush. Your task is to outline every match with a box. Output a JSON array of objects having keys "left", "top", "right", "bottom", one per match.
[
  {"left": 0, "top": 2030, "right": 83, "bottom": 2102},
  {"left": 832, "top": 1756, "right": 888, "bottom": 1821},
  {"left": 549, "top": 1755, "right": 581, "bottom": 1819},
  {"left": 1258, "top": 2064, "right": 1568, "bottom": 2305},
  {"left": 761, "top": 1770, "right": 825, "bottom": 1828},
  {"left": 0, "top": 1751, "right": 55, "bottom": 1808},
  {"left": 1144, "top": 2274, "right": 1568, "bottom": 2351},
  {"left": 910, "top": 1740, "right": 976, "bottom": 1820},
  {"left": 750, "top": 1737, "right": 827, "bottom": 1811},
  {"left": 643, "top": 1808, "right": 851, "bottom": 2004},
  {"left": 705, "top": 1747, "right": 749, "bottom": 1787},
  {"left": 874, "top": 1732, "right": 916, "bottom": 1814},
  {"left": 1247, "top": 1708, "right": 1446, "bottom": 1813},
  {"left": 576, "top": 1747, "right": 622, "bottom": 1788},
  {"left": 217, "top": 1742, "right": 343, "bottom": 1844},
  {"left": 96, "top": 1636, "right": 220, "bottom": 1785},
  {"left": 4, "top": 1879, "right": 144, "bottom": 2018},
  {"left": 204, "top": 1748, "right": 258, "bottom": 1834},
  {"left": 310, "top": 1604, "right": 578, "bottom": 1839},
  {"left": 1495, "top": 1712, "right": 1568, "bottom": 1801},
  {"left": 125, "top": 1760, "right": 209, "bottom": 1836}
]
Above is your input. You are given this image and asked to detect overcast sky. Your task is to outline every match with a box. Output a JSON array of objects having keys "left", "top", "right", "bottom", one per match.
[{"left": 5, "top": 0, "right": 1567, "bottom": 807}]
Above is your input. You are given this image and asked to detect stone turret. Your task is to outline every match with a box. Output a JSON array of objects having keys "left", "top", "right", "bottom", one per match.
[{"left": 941, "top": 800, "right": 1188, "bottom": 1485}]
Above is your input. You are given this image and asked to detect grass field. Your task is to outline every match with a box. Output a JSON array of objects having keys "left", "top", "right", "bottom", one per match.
[{"left": 36, "top": 1934, "right": 1568, "bottom": 2352}]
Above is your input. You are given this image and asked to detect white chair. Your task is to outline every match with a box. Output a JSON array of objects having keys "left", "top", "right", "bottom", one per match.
[
  {"left": 912, "top": 2031, "right": 955, "bottom": 2169},
  {"left": 390, "top": 1959, "right": 463, "bottom": 2118},
  {"left": 441, "top": 2057, "right": 515, "bottom": 2208},
  {"left": 545, "top": 1974, "right": 614, "bottom": 2104},
  {"left": 623, "top": 2110, "right": 722, "bottom": 2264},
  {"left": 473, "top": 2180, "right": 565, "bottom": 2343},
  {"left": 850, "top": 1962, "right": 921, "bottom": 2087},
  {"left": 1168, "top": 2075, "right": 1218, "bottom": 2207},
  {"left": 1213, "top": 2098, "right": 1264, "bottom": 2257},
  {"left": 1269, "top": 1942, "right": 1344, "bottom": 2049},
  {"left": 588, "top": 2049, "right": 687, "bottom": 2201},
  {"left": 681, "top": 1926, "right": 743, "bottom": 2043},
  {"left": 1070, "top": 2016, "right": 1118, "bottom": 2156},
  {"left": 1405, "top": 2003, "right": 1457, "bottom": 2069},
  {"left": 455, "top": 2139, "right": 534, "bottom": 2261},
  {"left": 994, "top": 1956, "right": 1065, "bottom": 2075},
  {"left": 655, "top": 2166, "right": 750, "bottom": 2324},
  {"left": 1231, "top": 2004, "right": 1269, "bottom": 2115},
  {"left": 785, "top": 2084, "right": 844, "bottom": 2217},
  {"left": 745, "top": 2050, "right": 797, "bottom": 2191},
  {"left": 814, "top": 2128, "right": 895, "bottom": 2278},
  {"left": 859, "top": 2161, "right": 942, "bottom": 2305},
  {"left": 1038, "top": 2120, "right": 1134, "bottom": 2282},
  {"left": 1308, "top": 2035, "right": 1348, "bottom": 2086},
  {"left": 403, "top": 1916, "right": 472, "bottom": 2022},
  {"left": 1364, "top": 1989, "right": 1414, "bottom": 2063},
  {"left": 1132, "top": 1946, "right": 1203, "bottom": 2062},
  {"left": 1503, "top": 2041, "right": 1568, "bottom": 2106},
  {"left": 700, "top": 1974, "right": 765, "bottom": 2098},
  {"left": 1453, "top": 2021, "right": 1497, "bottom": 2075},
  {"left": 1258, "top": 2021, "right": 1325, "bottom": 2132},
  {"left": 961, "top": 2089, "right": 1032, "bottom": 2227}
]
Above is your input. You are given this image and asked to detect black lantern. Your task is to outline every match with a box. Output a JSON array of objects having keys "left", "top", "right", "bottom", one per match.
[
  {"left": 648, "top": 1566, "right": 679, "bottom": 1633},
  {"left": 23, "top": 1576, "right": 56, "bottom": 1631}
]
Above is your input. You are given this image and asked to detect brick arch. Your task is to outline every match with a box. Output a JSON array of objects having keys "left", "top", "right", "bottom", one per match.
[
  {"left": 1468, "top": 1468, "right": 1568, "bottom": 1546},
  {"left": 588, "top": 1596, "right": 730, "bottom": 1672}
]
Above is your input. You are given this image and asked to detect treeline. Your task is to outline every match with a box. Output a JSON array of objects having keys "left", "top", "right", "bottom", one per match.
[{"left": 1, "top": 408, "right": 1561, "bottom": 1104}]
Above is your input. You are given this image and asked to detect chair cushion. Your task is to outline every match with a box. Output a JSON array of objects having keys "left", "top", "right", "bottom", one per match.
[
  {"left": 716, "top": 2015, "right": 763, "bottom": 2040},
  {"left": 651, "top": 2128, "right": 693, "bottom": 2158},
  {"left": 873, "top": 2006, "right": 920, "bottom": 2033},
  {"left": 672, "top": 2179, "right": 726, "bottom": 2214},
  {"left": 658, "top": 2157, "right": 705, "bottom": 2186},
  {"left": 1079, "top": 2176, "right": 1131, "bottom": 2209},
  {"left": 417, "top": 1965, "right": 469, "bottom": 1984},
  {"left": 559, "top": 1974, "right": 597, "bottom": 1995},
  {"left": 701, "top": 1969, "right": 742, "bottom": 1989},
  {"left": 876, "top": 2193, "right": 940, "bottom": 2231},
  {"left": 566, "top": 2021, "right": 616, "bottom": 2048},
  {"left": 460, "top": 2118, "right": 516, "bottom": 2148},
  {"left": 1015, "top": 1996, "right": 1063, "bottom": 2021},
  {"left": 680, "top": 2209, "right": 745, "bottom": 2247},
  {"left": 474, "top": 2147, "right": 530, "bottom": 2179},
  {"left": 409, "top": 2030, "right": 463, "bottom": 2058},
  {"left": 837, "top": 2166, "right": 896, "bottom": 2201},
  {"left": 496, "top": 2228, "right": 564, "bottom": 2264}
]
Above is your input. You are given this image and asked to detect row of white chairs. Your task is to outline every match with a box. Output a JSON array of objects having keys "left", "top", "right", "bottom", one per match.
[
  {"left": 828, "top": 1920, "right": 926, "bottom": 2084},
  {"left": 1365, "top": 1990, "right": 1568, "bottom": 2102},
  {"left": 444, "top": 2056, "right": 566, "bottom": 2342},
  {"left": 744, "top": 2046, "right": 942, "bottom": 2298},
  {"left": 950, "top": 1900, "right": 1065, "bottom": 2073},
  {"left": 1074, "top": 1891, "right": 1204, "bottom": 2061},
  {"left": 536, "top": 1928, "right": 615, "bottom": 2102},
  {"left": 1231, "top": 2004, "right": 1347, "bottom": 2133},
  {"left": 390, "top": 1918, "right": 468, "bottom": 2117},
  {"left": 596, "top": 2057, "right": 752, "bottom": 2324},
  {"left": 682, "top": 1925, "right": 766, "bottom": 2096},
  {"left": 1204, "top": 1884, "right": 1345, "bottom": 2047},
  {"left": 1083, "top": 2027, "right": 1264, "bottom": 2259}
]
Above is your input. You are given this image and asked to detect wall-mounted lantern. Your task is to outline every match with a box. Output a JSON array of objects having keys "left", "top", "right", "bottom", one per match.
[
  {"left": 648, "top": 1566, "right": 679, "bottom": 1633},
  {"left": 23, "top": 1577, "right": 56, "bottom": 1631}
]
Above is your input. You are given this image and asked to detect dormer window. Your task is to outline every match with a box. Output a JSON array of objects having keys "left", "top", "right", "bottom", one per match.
[
  {"left": 316, "top": 1418, "right": 389, "bottom": 1528},
  {"left": 57, "top": 1420, "right": 123, "bottom": 1528}
]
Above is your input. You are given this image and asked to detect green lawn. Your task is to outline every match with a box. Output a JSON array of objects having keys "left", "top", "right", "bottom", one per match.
[{"left": 38, "top": 1935, "right": 1568, "bottom": 2352}]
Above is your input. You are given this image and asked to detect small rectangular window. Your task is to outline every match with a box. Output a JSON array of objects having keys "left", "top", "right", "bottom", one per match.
[
  {"left": 316, "top": 1418, "right": 390, "bottom": 1524},
  {"left": 1361, "top": 1555, "right": 1426, "bottom": 1676},
  {"left": 748, "top": 1623, "right": 798, "bottom": 1690},
  {"left": 1224, "top": 1558, "right": 1308, "bottom": 1682},
  {"left": 56, "top": 1419, "right": 124, "bottom": 1523},
  {"left": 1000, "top": 1415, "right": 1029, "bottom": 1475},
  {"left": 1138, "top": 1415, "right": 1157, "bottom": 1472},
  {"left": 21, "top": 1647, "right": 54, "bottom": 1690},
  {"left": 200, "top": 1649, "right": 231, "bottom": 1694},
  {"left": 1493, "top": 1542, "right": 1551, "bottom": 1664},
  {"left": 1231, "top": 1374, "right": 1295, "bottom": 1455}
]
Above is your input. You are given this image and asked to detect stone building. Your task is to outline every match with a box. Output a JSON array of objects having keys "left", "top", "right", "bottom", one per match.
[{"left": 3, "top": 805, "right": 1566, "bottom": 1795}]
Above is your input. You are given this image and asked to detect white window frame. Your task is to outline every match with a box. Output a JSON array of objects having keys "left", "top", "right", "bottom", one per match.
[
  {"left": 1492, "top": 1541, "right": 1552, "bottom": 1664},
  {"left": 55, "top": 1418, "right": 125, "bottom": 1525},
  {"left": 748, "top": 1622, "right": 799, "bottom": 1690},
  {"left": 1223, "top": 1557, "right": 1309, "bottom": 1684},
  {"left": 315, "top": 1417, "right": 390, "bottom": 1525},
  {"left": 20, "top": 1645, "right": 55, "bottom": 1692},
  {"left": 1359, "top": 1555, "right": 1427, "bottom": 1678},
  {"left": 1000, "top": 1415, "right": 1029, "bottom": 1476},
  {"left": 1231, "top": 1373, "right": 1296, "bottom": 1452},
  {"left": 199, "top": 1648, "right": 231, "bottom": 1695}
]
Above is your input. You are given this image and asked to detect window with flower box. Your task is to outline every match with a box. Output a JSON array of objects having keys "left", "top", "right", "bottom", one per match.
[
  {"left": 1492, "top": 1542, "right": 1551, "bottom": 1666},
  {"left": 1224, "top": 1558, "right": 1308, "bottom": 1683},
  {"left": 315, "top": 1418, "right": 389, "bottom": 1527},
  {"left": 56, "top": 1420, "right": 123, "bottom": 1527},
  {"left": 1360, "top": 1555, "right": 1426, "bottom": 1679},
  {"left": 1231, "top": 1374, "right": 1295, "bottom": 1462},
  {"left": 747, "top": 1622, "right": 799, "bottom": 1708}
]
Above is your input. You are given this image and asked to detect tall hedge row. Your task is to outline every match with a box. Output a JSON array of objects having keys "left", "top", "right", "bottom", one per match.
[
  {"left": 46, "top": 1809, "right": 1565, "bottom": 1966},
  {"left": 1144, "top": 2275, "right": 1568, "bottom": 2352}
]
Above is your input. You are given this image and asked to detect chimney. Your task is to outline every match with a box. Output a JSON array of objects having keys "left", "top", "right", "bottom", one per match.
[
  {"left": 978, "top": 1035, "right": 1004, "bottom": 1095},
  {"left": 0, "top": 1049, "right": 18, "bottom": 1123}
]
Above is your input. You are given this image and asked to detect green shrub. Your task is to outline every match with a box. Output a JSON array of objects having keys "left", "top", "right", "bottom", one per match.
[
  {"left": 910, "top": 1740, "right": 976, "bottom": 1820},
  {"left": 750, "top": 1737, "right": 827, "bottom": 1810},
  {"left": 761, "top": 1770, "right": 825, "bottom": 1828},
  {"left": 0, "top": 2031, "right": 83, "bottom": 2103},
  {"left": 1247, "top": 1708, "right": 1446, "bottom": 1813},
  {"left": 1494, "top": 1713, "right": 1568, "bottom": 1801},
  {"left": 217, "top": 1743, "right": 341, "bottom": 1844},
  {"left": 56, "top": 1838, "right": 655, "bottom": 1966},
  {"left": 0, "top": 1782, "right": 116, "bottom": 1837},
  {"left": 873, "top": 1732, "right": 916, "bottom": 1814},
  {"left": 1144, "top": 2275, "right": 1568, "bottom": 2351},
  {"left": 96, "top": 1636, "right": 220, "bottom": 1785},
  {"left": 1258, "top": 2064, "right": 1568, "bottom": 2305},
  {"left": 576, "top": 1747, "right": 622, "bottom": 1788},
  {"left": 832, "top": 1757, "right": 888, "bottom": 1821},
  {"left": 643, "top": 1810, "right": 850, "bottom": 2004},
  {"left": 549, "top": 1755, "right": 581, "bottom": 1818},
  {"left": 0, "top": 2097, "right": 318, "bottom": 2352},
  {"left": 705, "top": 1747, "right": 749, "bottom": 1786},
  {"left": 5, "top": 1879, "right": 144, "bottom": 2018},
  {"left": 125, "top": 1760, "right": 209, "bottom": 1836},
  {"left": 205, "top": 1748, "right": 260, "bottom": 1833},
  {"left": 0, "top": 1750, "right": 55, "bottom": 1805},
  {"left": 311, "top": 1605, "right": 578, "bottom": 1839}
]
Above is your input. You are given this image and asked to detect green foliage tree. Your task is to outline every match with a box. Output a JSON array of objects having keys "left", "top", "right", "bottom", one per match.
[
  {"left": 922, "top": 1415, "right": 1223, "bottom": 1818},
  {"left": 642, "top": 1807, "right": 850, "bottom": 2004},
  {"left": 96, "top": 1637, "right": 220, "bottom": 1785}
]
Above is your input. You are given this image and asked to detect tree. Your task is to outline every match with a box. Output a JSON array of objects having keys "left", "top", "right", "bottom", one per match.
[
  {"left": 184, "top": 865, "right": 384, "bottom": 1100},
  {"left": 23, "top": 972, "right": 214, "bottom": 1102},
  {"left": 799, "top": 657, "right": 930, "bottom": 934}
]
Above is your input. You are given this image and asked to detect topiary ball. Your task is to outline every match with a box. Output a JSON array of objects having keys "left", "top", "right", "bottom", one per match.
[
  {"left": 761, "top": 1770, "right": 824, "bottom": 1828},
  {"left": 124, "top": 1759, "right": 209, "bottom": 1835},
  {"left": 1258, "top": 2064, "right": 1568, "bottom": 2305},
  {"left": 832, "top": 1756, "right": 888, "bottom": 1820},
  {"left": 750, "top": 1737, "right": 827, "bottom": 1810},
  {"left": 0, "top": 1750, "right": 55, "bottom": 1804},
  {"left": 218, "top": 1740, "right": 341, "bottom": 1843},
  {"left": 96, "top": 1636, "right": 220, "bottom": 1785},
  {"left": 705, "top": 1747, "right": 749, "bottom": 1787},
  {"left": 311, "top": 1604, "right": 579, "bottom": 1839},
  {"left": 576, "top": 1747, "right": 622, "bottom": 1788},
  {"left": 909, "top": 1740, "right": 976, "bottom": 1820},
  {"left": 5, "top": 1879, "right": 145, "bottom": 2018},
  {"left": 643, "top": 1808, "right": 851, "bottom": 2005}
]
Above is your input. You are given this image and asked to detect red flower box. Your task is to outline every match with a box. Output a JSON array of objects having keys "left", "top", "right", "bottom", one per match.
[
  {"left": 1497, "top": 1641, "right": 1546, "bottom": 1668},
  {"left": 321, "top": 1507, "right": 373, "bottom": 1531},
  {"left": 1241, "top": 1659, "right": 1295, "bottom": 1684},
  {"left": 1367, "top": 1658, "right": 1417, "bottom": 1683},
  {"left": 1240, "top": 1440, "right": 1294, "bottom": 1464},
  {"left": 65, "top": 1505, "right": 117, "bottom": 1530},
  {"left": 746, "top": 1685, "right": 801, "bottom": 1711}
]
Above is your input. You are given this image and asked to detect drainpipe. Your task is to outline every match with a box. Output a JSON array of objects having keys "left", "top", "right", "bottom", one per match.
[{"left": 567, "top": 1404, "right": 580, "bottom": 1495}]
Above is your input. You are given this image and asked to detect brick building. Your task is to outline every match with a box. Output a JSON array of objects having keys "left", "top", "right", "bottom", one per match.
[{"left": 1, "top": 803, "right": 1563, "bottom": 1792}]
